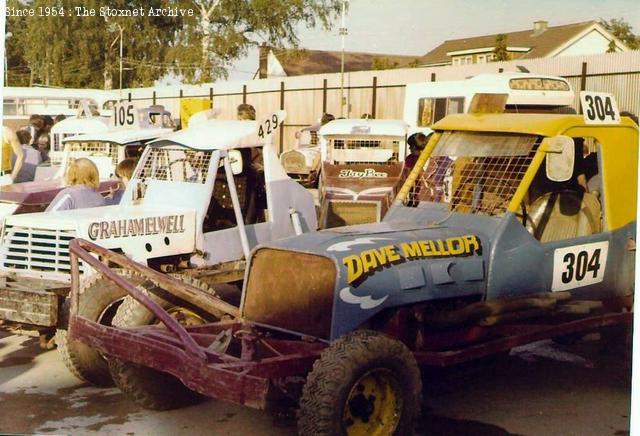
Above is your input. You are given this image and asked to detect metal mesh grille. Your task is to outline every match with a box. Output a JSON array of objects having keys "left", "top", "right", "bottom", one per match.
[
  {"left": 58, "top": 142, "right": 120, "bottom": 167},
  {"left": 403, "top": 132, "right": 539, "bottom": 217},
  {"left": 1, "top": 225, "right": 83, "bottom": 275},
  {"left": 328, "top": 138, "right": 400, "bottom": 165},
  {"left": 134, "top": 147, "right": 212, "bottom": 184},
  {"left": 310, "top": 130, "right": 319, "bottom": 145}
]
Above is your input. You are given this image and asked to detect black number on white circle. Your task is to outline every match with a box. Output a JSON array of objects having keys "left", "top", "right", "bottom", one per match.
[
  {"left": 584, "top": 95, "right": 616, "bottom": 121},
  {"left": 561, "top": 248, "right": 601, "bottom": 284}
]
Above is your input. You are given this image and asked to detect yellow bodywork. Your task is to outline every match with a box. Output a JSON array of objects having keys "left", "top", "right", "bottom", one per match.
[
  {"left": 397, "top": 113, "right": 638, "bottom": 231},
  {"left": 180, "top": 98, "right": 212, "bottom": 129}
]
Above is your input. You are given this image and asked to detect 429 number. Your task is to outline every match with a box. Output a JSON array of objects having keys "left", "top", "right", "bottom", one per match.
[
  {"left": 258, "top": 113, "right": 280, "bottom": 138},
  {"left": 561, "top": 248, "right": 601, "bottom": 284}
]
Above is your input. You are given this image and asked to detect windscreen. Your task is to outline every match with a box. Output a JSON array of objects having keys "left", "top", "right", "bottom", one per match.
[
  {"left": 60, "top": 141, "right": 119, "bottom": 168},
  {"left": 402, "top": 131, "right": 540, "bottom": 216},
  {"left": 134, "top": 146, "right": 213, "bottom": 184},
  {"left": 327, "top": 136, "right": 401, "bottom": 164}
]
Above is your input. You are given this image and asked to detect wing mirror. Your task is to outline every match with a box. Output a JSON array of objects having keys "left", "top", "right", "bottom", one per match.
[{"left": 545, "top": 135, "right": 575, "bottom": 182}]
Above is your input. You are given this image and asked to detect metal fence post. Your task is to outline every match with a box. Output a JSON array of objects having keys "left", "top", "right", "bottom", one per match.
[
  {"left": 280, "top": 81, "right": 285, "bottom": 154},
  {"left": 579, "top": 62, "right": 588, "bottom": 114},
  {"left": 209, "top": 87, "right": 214, "bottom": 105},
  {"left": 152, "top": 91, "right": 156, "bottom": 105},
  {"left": 371, "top": 76, "right": 378, "bottom": 119},
  {"left": 430, "top": 72, "right": 436, "bottom": 82},
  {"left": 242, "top": 85, "right": 247, "bottom": 104},
  {"left": 322, "top": 79, "right": 328, "bottom": 113}
]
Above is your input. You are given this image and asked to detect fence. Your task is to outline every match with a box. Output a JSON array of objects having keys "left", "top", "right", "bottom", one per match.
[{"left": 123, "top": 51, "right": 640, "bottom": 153}]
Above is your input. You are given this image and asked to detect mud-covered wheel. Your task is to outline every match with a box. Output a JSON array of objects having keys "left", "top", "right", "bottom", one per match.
[
  {"left": 108, "top": 274, "right": 220, "bottom": 410},
  {"left": 298, "top": 330, "right": 422, "bottom": 436},
  {"left": 56, "top": 271, "right": 142, "bottom": 387}
]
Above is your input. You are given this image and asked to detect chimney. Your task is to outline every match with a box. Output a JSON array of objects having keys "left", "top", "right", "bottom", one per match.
[
  {"left": 259, "top": 43, "right": 269, "bottom": 79},
  {"left": 533, "top": 20, "right": 548, "bottom": 36}
]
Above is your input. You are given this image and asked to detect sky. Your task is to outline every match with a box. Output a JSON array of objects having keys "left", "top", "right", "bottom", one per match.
[{"left": 228, "top": 0, "right": 640, "bottom": 80}]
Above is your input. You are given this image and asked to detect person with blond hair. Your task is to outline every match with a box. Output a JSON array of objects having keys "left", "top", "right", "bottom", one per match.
[{"left": 46, "top": 158, "right": 106, "bottom": 212}]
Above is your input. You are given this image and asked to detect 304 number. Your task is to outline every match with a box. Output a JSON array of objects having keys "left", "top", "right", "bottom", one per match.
[
  {"left": 584, "top": 95, "right": 616, "bottom": 122},
  {"left": 561, "top": 249, "right": 601, "bottom": 283},
  {"left": 552, "top": 241, "right": 608, "bottom": 292}
]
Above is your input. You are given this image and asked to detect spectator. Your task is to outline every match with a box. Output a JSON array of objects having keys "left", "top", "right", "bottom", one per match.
[
  {"left": 106, "top": 158, "right": 137, "bottom": 205},
  {"left": 42, "top": 115, "right": 54, "bottom": 134},
  {"left": 1, "top": 126, "right": 25, "bottom": 184},
  {"left": 13, "top": 129, "right": 41, "bottom": 183},
  {"left": 237, "top": 103, "right": 256, "bottom": 121},
  {"left": 321, "top": 113, "right": 335, "bottom": 125},
  {"left": 27, "top": 115, "right": 45, "bottom": 147},
  {"left": 405, "top": 132, "right": 428, "bottom": 170},
  {"left": 54, "top": 114, "right": 66, "bottom": 125},
  {"left": 36, "top": 134, "right": 51, "bottom": 163},
  {"left": 46, "top": 158, "right": 106, "bottom": 212}
]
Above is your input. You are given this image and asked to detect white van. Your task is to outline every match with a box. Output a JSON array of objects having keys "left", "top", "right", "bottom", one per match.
[{"left": 403, "top": 73, "right": 575, "bottom": 134}]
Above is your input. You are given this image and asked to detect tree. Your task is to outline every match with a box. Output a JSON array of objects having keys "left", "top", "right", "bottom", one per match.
[
  {"left": 170, "top": 0, "right": 342, "bottom": 83},
  {"left": 371, "top": 57, "right": 399, "bottom": 70},
  {"left": 601, "top": 18, "right": 640, "bottom": 50},
  {"left": 5, "top": 0, "right": 342, "bottom": 88},
  {"left": 493, "top": 34, "right": 509, "bottom": 61},
  {"left": 6, "top": 0, "right": 185, "bottom": 88}
]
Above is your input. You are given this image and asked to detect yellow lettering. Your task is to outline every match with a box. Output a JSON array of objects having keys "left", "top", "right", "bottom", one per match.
[
  {"left": 419, "top": 241, "right": 431, "bottom": 256},
  {"left": 463, "top": 235, "right": 480, "bottom": 254},
  {"left": 436, "top": 239, "right": 450, "bottom": 256},
  {"left": 361, "top": 250, "right": 379, "bottom": 274},
  {"left": 372, "top": 247, "right": 388, "bottom": 266},
  {"left": 447, "top": 237, "right": 465, "bottom": 255},
  {"left": 385, "top": 245, "right": 401, "bottom": 262},
  {"left": 343, "top": 255, "right": 363, "bottom": 285},
  {"left": 402, "top": 241, "right": 422, "bottom": 259}
]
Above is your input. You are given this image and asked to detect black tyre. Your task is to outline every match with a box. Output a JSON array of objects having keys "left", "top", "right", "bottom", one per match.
[
  {"left": 298, "top": 330, "right": 422, "bottom": 436},
  {"left": 108, "top": 274, "right": 219, "bottom": 410},
  {"left": 56, "top": 271, "right": 142, "bottom": 387}
]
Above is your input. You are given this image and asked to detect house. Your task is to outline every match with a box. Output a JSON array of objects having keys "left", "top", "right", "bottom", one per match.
[
  {"left": 420, "top": 20, "right": 630, "bottom": 67},
  {"left": 258, "top": 45, "right": 421, "bottom": 78}
]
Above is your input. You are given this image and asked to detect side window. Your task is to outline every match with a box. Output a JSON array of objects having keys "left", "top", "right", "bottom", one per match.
[
  {"left": 203, "top": 149, "right": 267, "bottom": 233},
  {"left": 525, "top": 137, "right": 603, "bottom": 242}
]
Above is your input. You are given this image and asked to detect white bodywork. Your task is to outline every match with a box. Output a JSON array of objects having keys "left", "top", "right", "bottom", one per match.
[
  {"left": 2, "top": 87, "right": 117, "bottom": 131},
  {"left": 0, "top": 113, "right": 317, "bottom": 283},
  {"left": 319, "top": 119, "right": 409, "bottom": 163},
  {"left": 403, "top": 73, "right": 575, "bottom": 134}
]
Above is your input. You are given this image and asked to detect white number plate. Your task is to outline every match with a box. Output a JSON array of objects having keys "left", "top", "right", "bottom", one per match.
[
  {"left": 552, "top": 241, "right": 609, "bottom": 292},
  {"left": 113, "top": 102, "right": 139, "bottom": 128},
  {"left": 579, "top": 91, "right": 620, "bottom": 125}
]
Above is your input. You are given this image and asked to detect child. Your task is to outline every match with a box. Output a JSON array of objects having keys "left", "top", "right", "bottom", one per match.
[
  {"left": 46, "top": 158, "right": 106, "bottom": 212},
  {"left": 106, "top": 158, "right": 137, "bottom": 205}
]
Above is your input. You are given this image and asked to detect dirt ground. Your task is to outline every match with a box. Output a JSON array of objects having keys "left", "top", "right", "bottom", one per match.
[{"left": 0, "top": 330, "right": 630, "bottom": 435}]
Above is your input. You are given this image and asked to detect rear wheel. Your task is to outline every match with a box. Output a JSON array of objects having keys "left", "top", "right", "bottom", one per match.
[
  {"left": 56, "top": 271, "right": 143, "bottom": 387},
  {"left": 108, "top": 274, "right": 220, "bottom": 410},
  {"left": 298, "top": 330, "right": 422, "bottom": 436}
]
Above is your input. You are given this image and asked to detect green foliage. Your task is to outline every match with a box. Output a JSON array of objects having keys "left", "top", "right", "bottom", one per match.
[
  {"left": 371, "top": 57, "right": 400, "bottom": 70},
  {"left": 6, "top": 0, "right": 342, "bottom": 87},
  {"left": 601, "top": 18, "right": 640, "bottom": 50},
  {"left": 169, "top": 0, "right": 342, "bottom": 83},
  {"left": 493, "top": 34, "right": 509, "bottom": 61}
]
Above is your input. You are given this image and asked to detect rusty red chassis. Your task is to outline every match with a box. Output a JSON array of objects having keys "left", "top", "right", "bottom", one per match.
[{"left": 67, "top": 239, "right": 632, "bottom": 410}]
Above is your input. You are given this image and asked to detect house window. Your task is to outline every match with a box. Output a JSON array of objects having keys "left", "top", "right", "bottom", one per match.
[
  {"left": 452, "top": 57, "right": 461, "bottom": 66},
  {"left": 486, "top": 53, "right": 496, "bottom": 62},
  {"left": 477, "top": 54, "right": 487, "bottom": 63}
]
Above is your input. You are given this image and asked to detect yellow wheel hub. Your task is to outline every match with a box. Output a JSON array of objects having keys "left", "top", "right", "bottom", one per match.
[{"left": 343, "top": 368, "right": 402, "bottom": 436}]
